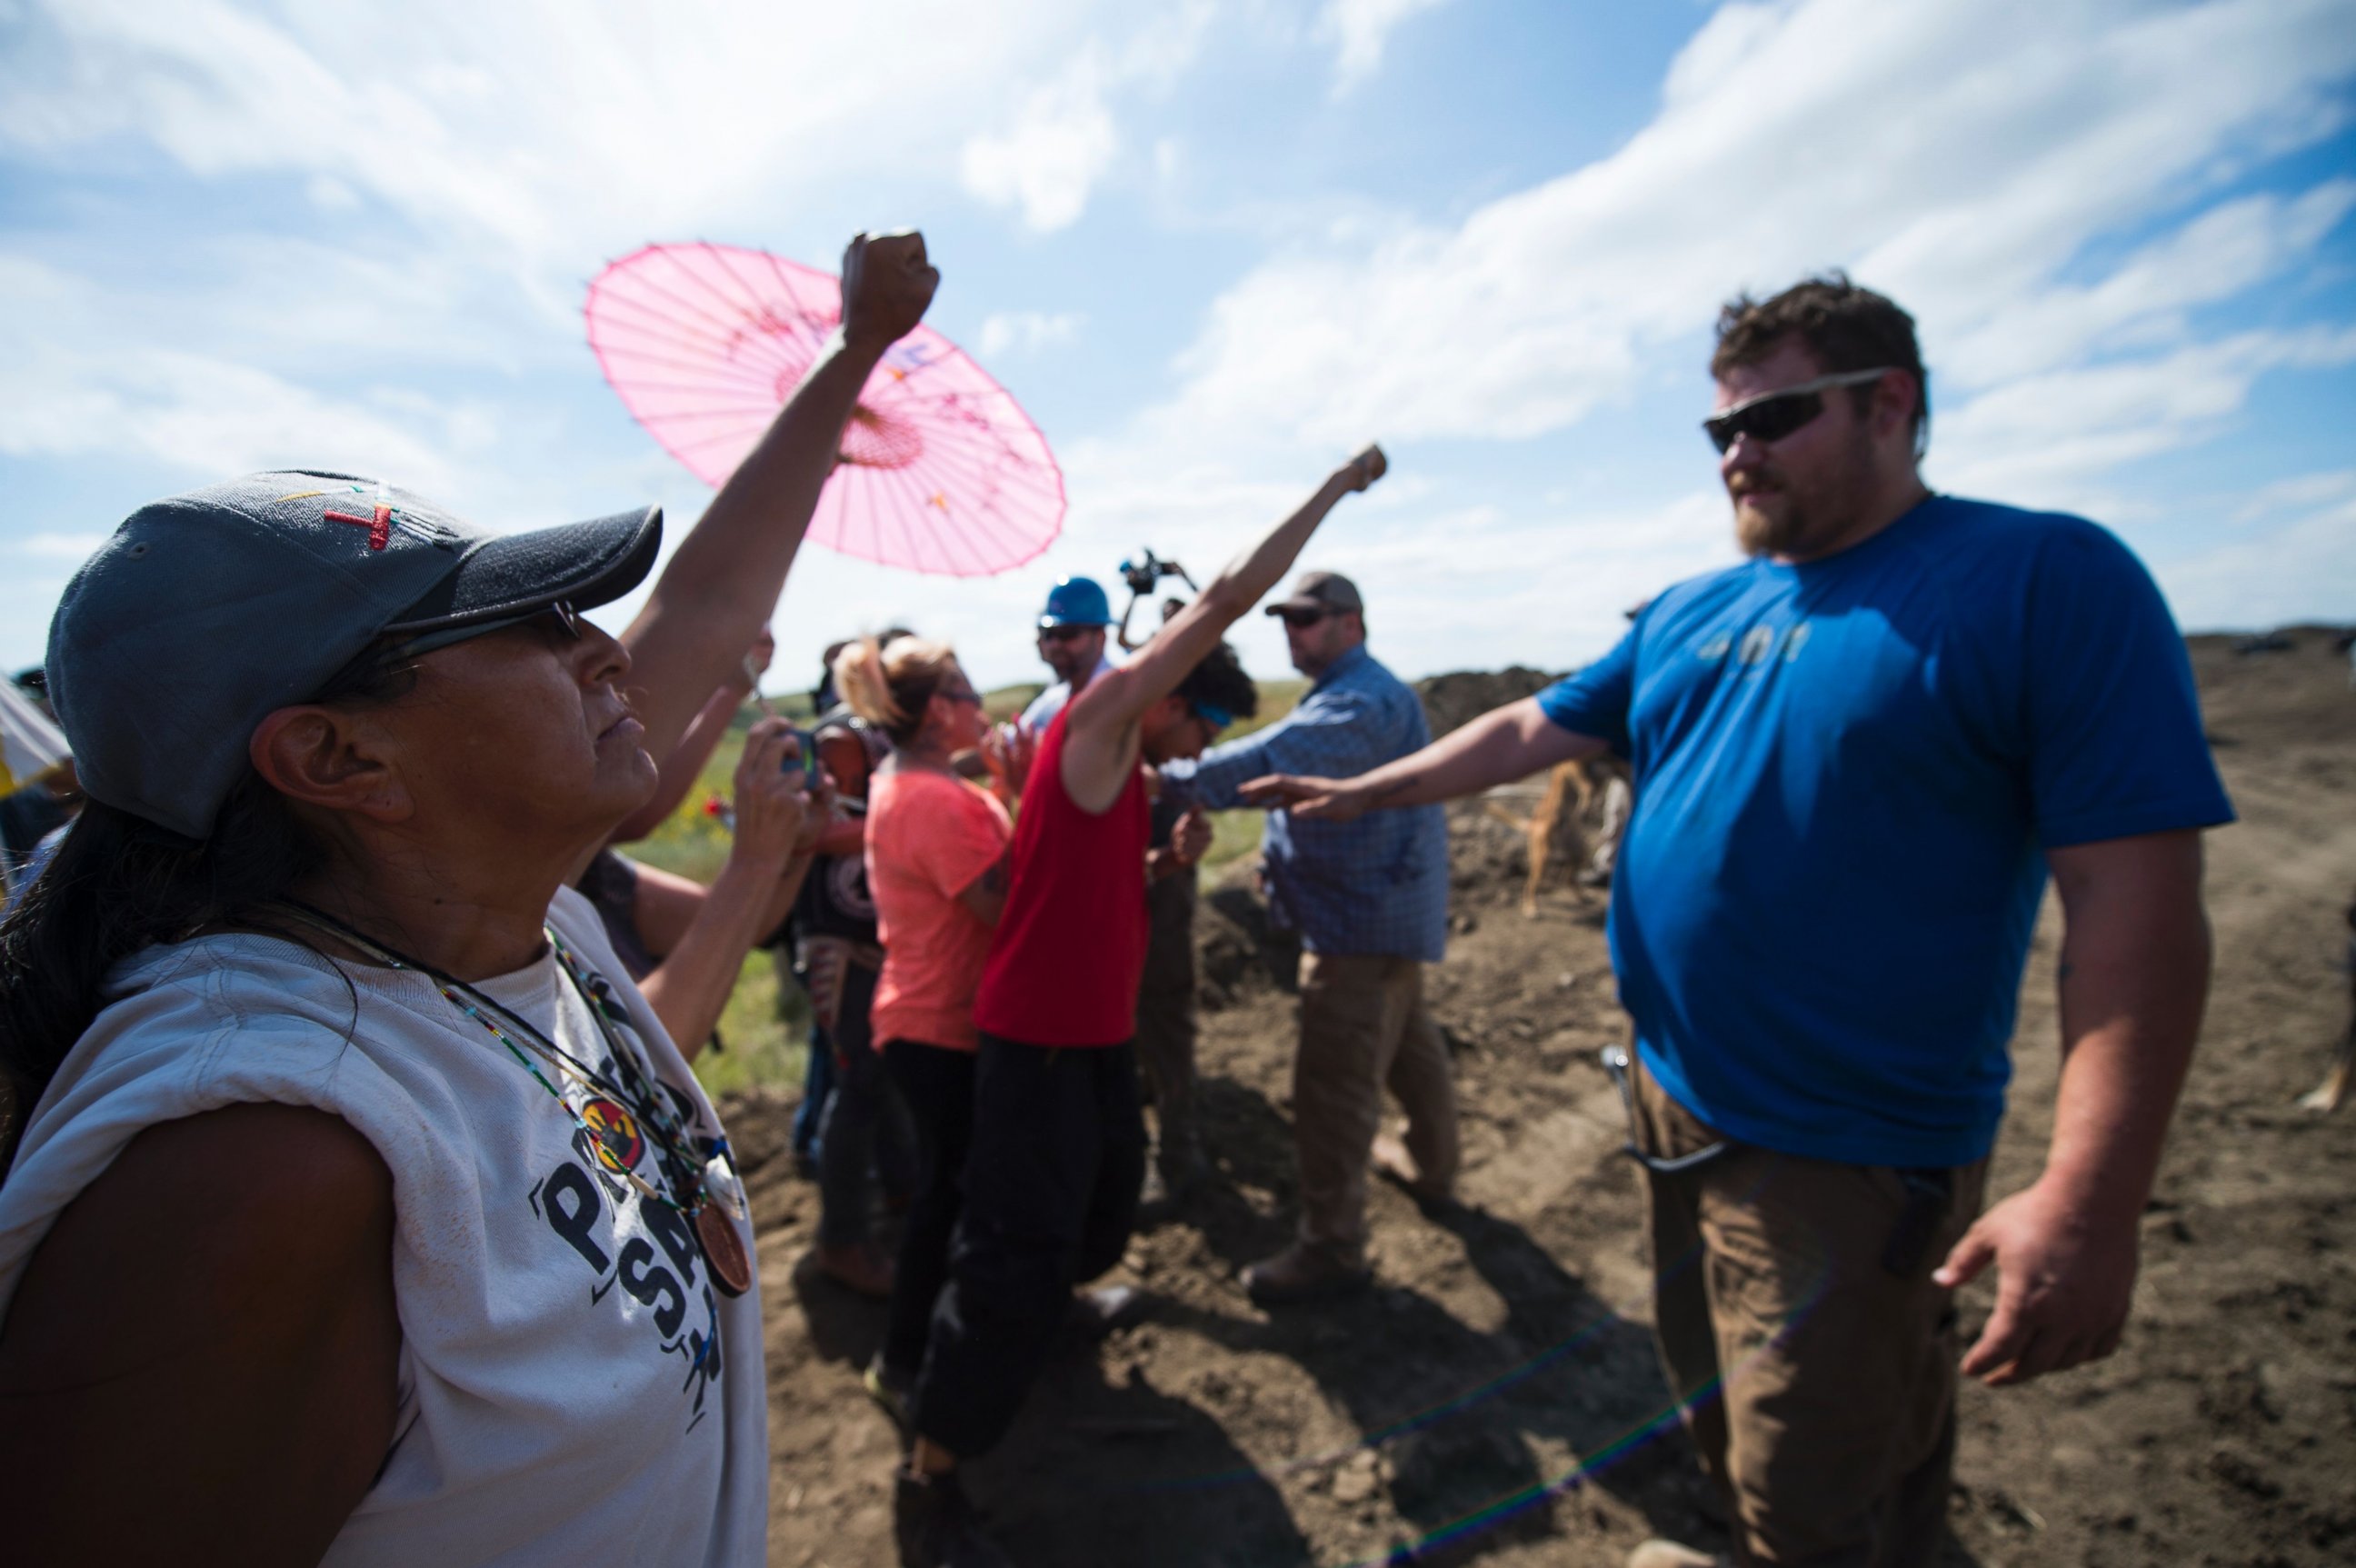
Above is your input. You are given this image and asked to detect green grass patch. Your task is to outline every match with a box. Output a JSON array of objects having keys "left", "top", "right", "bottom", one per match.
[{"left": 693, "top": 948, "right": 811, "bottom": 1103}]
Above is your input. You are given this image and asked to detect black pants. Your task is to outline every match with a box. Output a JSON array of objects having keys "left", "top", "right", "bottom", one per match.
[
  {"left": 911, "top": 1034, "right": 1146, "bottom": 1459},
  {"left": 881, "top": 1038, "right": 979, "bottom": 1381},
  {"left": 816, "top": 964, "right": 916, "bottom": 1247}
]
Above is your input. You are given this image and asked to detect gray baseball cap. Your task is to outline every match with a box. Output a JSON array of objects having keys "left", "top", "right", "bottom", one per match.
[
  {"left": 46, "top": 471, "right": 662, "bottom": 839},
  {"left": 1265, "top": 570, "right": 1363, "bottom": 619}
]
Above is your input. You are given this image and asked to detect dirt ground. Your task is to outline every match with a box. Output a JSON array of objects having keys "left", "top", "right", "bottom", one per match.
[{"left": 730, "top": 630, "right": 2356, "bottom": 1567}]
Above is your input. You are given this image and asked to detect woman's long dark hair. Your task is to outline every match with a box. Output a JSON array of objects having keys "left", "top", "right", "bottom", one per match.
[{"left": 0, "top": 660, "right": 412, "bottom": 1172}]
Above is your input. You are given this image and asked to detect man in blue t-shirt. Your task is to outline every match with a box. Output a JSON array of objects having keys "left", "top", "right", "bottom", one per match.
[{"left": 1243, "top": 277, "right": 2231, "bottom": 1567}]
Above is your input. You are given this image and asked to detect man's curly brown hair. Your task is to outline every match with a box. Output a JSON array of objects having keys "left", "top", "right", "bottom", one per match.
[{"left": 1712, "top": 273, "right": 1930, "bottom": 457}]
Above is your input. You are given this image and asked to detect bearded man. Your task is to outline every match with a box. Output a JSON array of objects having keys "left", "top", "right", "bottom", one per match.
[{"left": 1243, "top": 276, "right": 2233, "bottom": 1566}]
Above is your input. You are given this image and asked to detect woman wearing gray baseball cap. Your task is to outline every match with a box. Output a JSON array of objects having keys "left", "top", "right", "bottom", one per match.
[{"left": 0, "top": 235, "right": 936, "bottom": 1565}]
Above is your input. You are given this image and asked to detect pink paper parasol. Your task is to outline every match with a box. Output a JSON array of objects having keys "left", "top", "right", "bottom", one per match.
[{"left": 585, "top": 242, "right": 1063, "bottom": 577}]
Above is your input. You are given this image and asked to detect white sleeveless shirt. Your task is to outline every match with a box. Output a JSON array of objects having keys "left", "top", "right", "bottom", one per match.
[{"left": 0, "top": 887, "right": 768, "bottom": 1565}]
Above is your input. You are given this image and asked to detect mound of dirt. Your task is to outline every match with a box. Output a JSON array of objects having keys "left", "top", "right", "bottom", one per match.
[
  {"left": 1414, "top": 665, "right": 1566, "bottom": 739},
  {"left": 744, "top": 630, "right": 2356, "bottom": 1567}
]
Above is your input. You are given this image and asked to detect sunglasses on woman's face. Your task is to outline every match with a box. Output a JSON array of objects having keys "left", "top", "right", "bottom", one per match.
[{"left": 1702, "top": 368, "right": 1892, "bottom": 455}]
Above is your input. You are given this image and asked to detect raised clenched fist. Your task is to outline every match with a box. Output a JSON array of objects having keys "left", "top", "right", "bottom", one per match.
[{"left": 839, "top": 231, "right": 939, "bottom": 352}]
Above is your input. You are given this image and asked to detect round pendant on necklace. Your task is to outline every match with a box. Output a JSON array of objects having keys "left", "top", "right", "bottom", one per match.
[
  {"left": 704, "top": 1153, "right": 748, "bottom": 1222},
  {"left": 696, "top": 1203, "right": 753, "bottom": 1297}
]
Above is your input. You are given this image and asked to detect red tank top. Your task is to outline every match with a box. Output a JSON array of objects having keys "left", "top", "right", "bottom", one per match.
[{"left": 973, "top": 704, "right": 1150, "bottom": 1046}]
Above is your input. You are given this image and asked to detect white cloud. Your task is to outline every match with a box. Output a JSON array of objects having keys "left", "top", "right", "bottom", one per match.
[
  {"left": 960, "top": 49, "right": 1123, "bottom": 232},
  {"left": 1932, "top": 325, "right": 2356, "bottom": 511},
  {"left": 1143, "top": 0, "right": 2356, "bottom": 467},
  {"left": 2229, "top": 467, "right": 2356, "bottom": 524},
  {"left": 977, "top": 310, "right": 1085, "bottom": 357},
  {"left": 1058, "top": 0, "right": 2356, "bottom": 670},
  {"left": 2161, "top": 481, "right": 2356, "bottom": 632},
  {"left": 956, "top": 1, "right": 1215, "bottom": 232},
  {"left": 0, "top": 0, "right": 1097, "bottom": 274},
  {"left": 1937, "top": 181, "right": 2356, "bottom": 388},
  {"left": 956, "top": 5, "right": 1216, "bottom": 231},
  {"left": 1322, "top": 0, "right": 1457, "bottom": 94},
  {"left": 0, "top": 255, "right": 471, "bottom": 492}
]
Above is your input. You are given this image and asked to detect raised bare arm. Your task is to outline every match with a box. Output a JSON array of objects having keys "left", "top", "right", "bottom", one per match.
[
  {"left": 1238, "top": 694, "right": 1605, "bottom": 821},
  {"left": 1059, "top": 448, "right": 1385, "bottom": 812},
  {"left": 619, "top": 234, "right": 938, "bottom": 768}
]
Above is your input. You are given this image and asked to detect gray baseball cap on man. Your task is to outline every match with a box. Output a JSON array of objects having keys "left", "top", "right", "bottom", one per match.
[
  {"left": 46, "top": 471, "right": 662, "bottom": 840},
  {"left": 1264, "top": 570, "right": 1363, "bottom": 619}
]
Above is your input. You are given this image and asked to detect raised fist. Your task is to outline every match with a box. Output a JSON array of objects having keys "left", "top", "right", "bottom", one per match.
[{"left": 840, "top": 231, "right": 939, "bottom": 352}]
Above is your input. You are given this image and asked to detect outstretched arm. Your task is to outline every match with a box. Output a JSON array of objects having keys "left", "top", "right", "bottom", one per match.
[
  {"left": 619, "top": 234, "right": 938, "bottom": 769},
  {"left": 1936, "top": 828, "right": 2211, "bottom": 1384},
  {"left": 1061, "top": 448, "right": 1384, "bottom": 809},
  {"left": 1240, "top": 695, "right": 1606, "bottom": 821}
]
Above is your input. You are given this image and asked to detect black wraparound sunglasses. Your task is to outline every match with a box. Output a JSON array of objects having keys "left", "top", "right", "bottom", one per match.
[{"left": 1702, "top": 368, "right": 1892, "bottom": 454}]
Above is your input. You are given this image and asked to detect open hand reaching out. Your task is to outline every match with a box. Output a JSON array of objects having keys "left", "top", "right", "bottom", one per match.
[{"left": 1238, "top": 774, "right": 1370, "bottom": 823}]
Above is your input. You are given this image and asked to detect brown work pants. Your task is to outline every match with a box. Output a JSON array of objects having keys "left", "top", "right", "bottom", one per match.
[
  {"left": 1631, "top": 1057, "right": 1987, "bottom": 1567},
  {"left": 1293, "top": 952, "right": 1460, "bottom": 1267}
]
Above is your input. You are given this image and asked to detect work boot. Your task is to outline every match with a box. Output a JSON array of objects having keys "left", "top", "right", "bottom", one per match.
[
  {"left": 1242, "top": 1243, "right": 1371, "bottom": 1306},
  {"left": 1624, "top": 1540, "right": 1726, "bottom": 1568},
  {"left": 1370, "top": 1134, "right": 1454, "bottom": 1206},
  {"left": 893, "top": 1466, "right": 1013, "bottom": 1568}
]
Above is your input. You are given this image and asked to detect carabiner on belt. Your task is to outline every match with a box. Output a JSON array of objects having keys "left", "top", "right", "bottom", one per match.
[{"left": 1601, "top": 1044, "right": 1730, "bottom": 1174}]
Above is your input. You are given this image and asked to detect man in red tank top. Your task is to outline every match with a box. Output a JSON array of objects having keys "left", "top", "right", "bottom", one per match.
[{"left": 892, "top": 448, "right": 1390, "bottom": 1568}]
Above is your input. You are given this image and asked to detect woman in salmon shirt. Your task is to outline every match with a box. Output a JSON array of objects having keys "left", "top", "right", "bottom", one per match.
[
  {"left": 834, "top": 634, "right": 1012, "bottom": 1427},
  {"left": 892, "top": 446, "right": 1389, "bottom": 1566}
]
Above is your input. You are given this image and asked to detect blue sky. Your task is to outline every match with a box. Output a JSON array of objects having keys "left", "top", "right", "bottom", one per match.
[{"left": 4, "top": 0, "right": 2353, "bottom": 695}]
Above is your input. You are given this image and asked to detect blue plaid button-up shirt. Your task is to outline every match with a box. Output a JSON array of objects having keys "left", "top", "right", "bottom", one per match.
[{"left": 1163, "top": 644, "right": 1448, "bottom": 962}]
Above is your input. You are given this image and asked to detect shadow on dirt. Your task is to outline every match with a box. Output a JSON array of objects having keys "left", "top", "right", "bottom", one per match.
[
  {"left": 976, "top": 1342, "right": 1316, "bottom": 1567},
  {"left": 1119, "top": 1073, "right": 1714, "bottom": 1563}
]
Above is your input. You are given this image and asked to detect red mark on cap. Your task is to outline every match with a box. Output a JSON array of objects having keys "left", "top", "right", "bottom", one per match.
[{"left": 324, "top": 505, "right": 394, "bottom": 551}]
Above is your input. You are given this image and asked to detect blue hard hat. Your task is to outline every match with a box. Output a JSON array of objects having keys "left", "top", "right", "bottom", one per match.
[{"left": 1038, "top": 575, "right": 1112, "bottom": 628}]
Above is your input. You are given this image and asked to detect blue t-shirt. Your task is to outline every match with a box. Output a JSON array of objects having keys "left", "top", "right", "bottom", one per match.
[{"left": 1538, "top": 495, "right": 2233, "bottom": 1167}]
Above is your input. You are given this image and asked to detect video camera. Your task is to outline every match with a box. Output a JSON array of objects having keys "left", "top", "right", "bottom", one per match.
[
  {"left": 1114, "top": 548, "right": 1201, "bottom": 651},
  {"left": 1119, "top": 547, "right": 1196, "bottom": 597}
]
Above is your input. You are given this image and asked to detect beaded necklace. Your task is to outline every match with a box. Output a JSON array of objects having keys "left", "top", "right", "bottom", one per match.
[{"left": 273, "top": 901, "right": 752, "bottom": 1295}]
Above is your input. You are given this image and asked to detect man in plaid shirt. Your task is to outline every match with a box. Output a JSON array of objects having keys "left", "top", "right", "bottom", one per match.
[{"left": 1161, "top": 571, "right": 1456, "bottom": 1303}]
